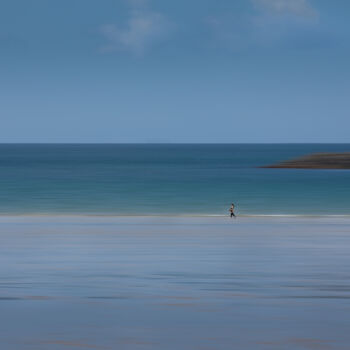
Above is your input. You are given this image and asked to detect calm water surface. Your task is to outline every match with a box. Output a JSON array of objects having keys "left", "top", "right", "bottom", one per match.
[{"left": 0, "top": 144, "right": 349, "bottom": 215}]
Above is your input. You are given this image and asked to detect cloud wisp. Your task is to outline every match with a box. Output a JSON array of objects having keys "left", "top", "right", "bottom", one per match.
[
  {"left": 205, "top": 0, "right": 320, "bottom": 52},
  {"left": 252, "top": 0, "right": 318, "bottom": 18},
  {"left": 100, "top": 7, "right": 169, "bottom": 55}
]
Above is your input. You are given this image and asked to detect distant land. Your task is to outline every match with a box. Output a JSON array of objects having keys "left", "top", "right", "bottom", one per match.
[{"left": 263, "top": 153, "right": 350, "bottom": 169}]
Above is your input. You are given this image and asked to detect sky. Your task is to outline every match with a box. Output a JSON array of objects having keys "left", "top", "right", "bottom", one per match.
[{"left": 0, "top": 0, "right": 349, "bottom": 143}]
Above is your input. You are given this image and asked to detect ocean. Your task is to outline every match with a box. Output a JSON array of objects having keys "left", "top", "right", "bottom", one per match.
[
  {"left": 1, "top": 145, "right": 350, "bottom": 349},
  {"left": 0, "top": 143, "right": 349, "bottom": 216}
]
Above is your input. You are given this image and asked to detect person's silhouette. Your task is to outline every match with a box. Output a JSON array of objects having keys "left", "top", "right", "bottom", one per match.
[{"left": 229, "top": 203, "right": 236, "bottom": 218}]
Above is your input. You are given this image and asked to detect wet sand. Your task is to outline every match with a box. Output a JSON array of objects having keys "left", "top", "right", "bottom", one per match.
[{"left": 1, "top": 216, "right": 350, "bottom": 349}]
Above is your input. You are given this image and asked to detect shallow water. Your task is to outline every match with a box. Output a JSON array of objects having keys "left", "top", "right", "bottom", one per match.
[
  {"left": 1, "top": 217, "right": 350, "bottom": 349},
  {"left": 0, "top": 144, "right": 350, "bottom": 215}
]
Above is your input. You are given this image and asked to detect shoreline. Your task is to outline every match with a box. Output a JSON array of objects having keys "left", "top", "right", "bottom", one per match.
[
  {"left": 0, "top": 213, "right": 349, "bottom": 218},
  {"left": 0, "top": 215, "right": 350, "bottom": 227}
]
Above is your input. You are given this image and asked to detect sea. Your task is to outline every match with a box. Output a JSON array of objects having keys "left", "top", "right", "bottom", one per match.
[{"left": 0, "top": 143, "right": 349, "bottom": 216}]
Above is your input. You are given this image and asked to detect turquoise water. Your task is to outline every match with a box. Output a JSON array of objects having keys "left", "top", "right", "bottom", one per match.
[{"left": 0, "top": 144, "right": 349, "bottom": 215}]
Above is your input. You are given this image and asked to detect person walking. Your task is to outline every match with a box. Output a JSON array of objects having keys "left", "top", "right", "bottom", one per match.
[{"left": 229, "top": 203, "right": 236, "bottom": 218}]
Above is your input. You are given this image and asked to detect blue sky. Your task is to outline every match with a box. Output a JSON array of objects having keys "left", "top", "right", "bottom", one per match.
[{"left": 1, "top": 0, "right": 349, "bottom": 142}]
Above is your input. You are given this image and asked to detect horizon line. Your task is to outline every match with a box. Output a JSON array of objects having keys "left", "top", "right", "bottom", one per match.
[{"left": 0, "top": 142, "right": 349, "bottom": 145}]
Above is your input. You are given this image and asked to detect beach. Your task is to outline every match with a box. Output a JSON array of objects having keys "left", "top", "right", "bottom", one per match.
[
  {"left": 3, "top": 0, "right": 350, "bottom": 346},
  {"left": 1, "top": 216, "right": 350, "bottom": 349}
]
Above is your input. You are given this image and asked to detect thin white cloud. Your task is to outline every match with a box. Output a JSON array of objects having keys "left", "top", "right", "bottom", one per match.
[
  {"left": 206, "top": 1, "right": 320, "bottom": 53},
  {"left": 252, "top": 0, "right": 318, "bottom": 17},
  {"left": 100, "top": 10, "right": 169, "bottom": 55}
]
